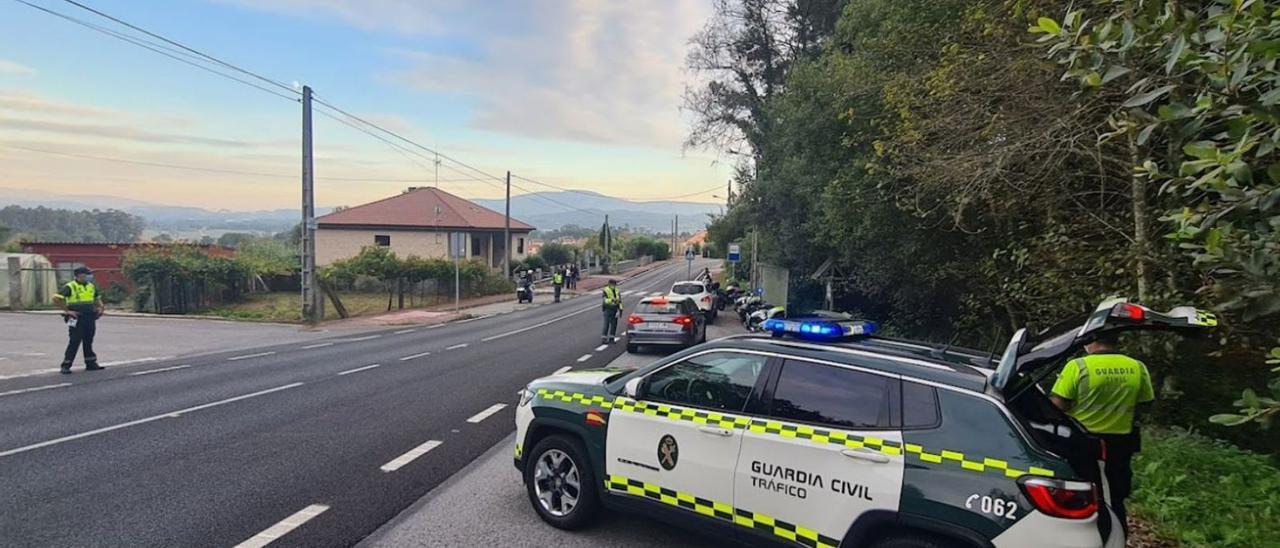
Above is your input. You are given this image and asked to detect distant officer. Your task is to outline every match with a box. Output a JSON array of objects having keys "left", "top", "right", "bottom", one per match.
[
  {"left": 53, "top": 266, "right": 106, "bottom": 374},
  {"left": 552, "top": 269, "right": 565, "bottom": 303},
  {"left": 601, "top": 279, "right": 621, "bottom": 344},
  {"left": 1050, "top": 333, "right": 1153, "bottom": 534}
]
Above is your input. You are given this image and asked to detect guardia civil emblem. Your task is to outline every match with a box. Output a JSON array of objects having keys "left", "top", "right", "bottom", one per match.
[{"left": 657, "top": 434, "right": 679, "bottom": 471}]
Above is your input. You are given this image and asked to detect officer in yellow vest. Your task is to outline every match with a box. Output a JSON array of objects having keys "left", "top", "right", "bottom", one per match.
[
  {"left": 601, "top": 279, "right": 621, "bottom": 344},
  {"left": 53, "top": 266, "right": 105, "bottom": 374},
  {"left": 552, "top": 269, "right": 565, "bottom": 303},
  {"left": 1050, "top": 333, "right": 1154, "bottom": 534}
]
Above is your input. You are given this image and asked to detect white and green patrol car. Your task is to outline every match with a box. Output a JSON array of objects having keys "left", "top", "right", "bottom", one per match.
[{"left": 514, "top": 300, "right": 1215, "bottom": 548}]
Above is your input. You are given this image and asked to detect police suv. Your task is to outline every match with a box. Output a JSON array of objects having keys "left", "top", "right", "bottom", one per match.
[{"left": 514, "top": 300, "right": 1215, "bottom": 548}]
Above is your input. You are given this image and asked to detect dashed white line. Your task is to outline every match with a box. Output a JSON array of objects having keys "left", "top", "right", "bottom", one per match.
[
  {"left": 594, "top": 344, "right": 608, "bottom": 352},
  {"left": 466, "top": 404, "right": 508, "bottom": 423},
  {"left": 445, "top": 343, "right": 469, "bottom": 350},
  {"left": 341, "top": 335, "right": 381, "bottom": 342},
  {"left": 380, "top": 440, "right": 443, "bottom": 472},
  {"left": 99, "top": 356, "right": 173, "bottom": 367},
  {"left": 300, "top": 342, "right": 333, "bottom": 349},
  {"left": 338, "top": 364, "right": 381, "bottom": 376},
  {"left": 426, "top": 324, "right": 445, "bottom": 329},
  {"left": 576, "top": 354, "right": 592, "bottom": 363},
  {"left": 234, "top": 504, "right": 330, "bottom": 548},
  {"left": 0, "top": 383, "right": 72, "bottom": 398},
  {"left": 480, "top": 306, "right": 596, "bottom": 342},
  {"left": 0, "top": 382, "right": 304, "bottom": 458},
  {"left": 398, "top": 351, "right": 431, "bottom": 361},
  {"left": 393, "top": 328, "right": 418, "bottom": 335},
  {"left": 553, "top": 366, "right": 572, "bottom": 375},
  {"left": 227, "top": 351, "right": 276, "bottom": 361},
  {"left": 129, "top": 365, "right": 192, "bottom": 376},
  {"left": 457, "top": 315, "right": 491, "bottom": 324}
]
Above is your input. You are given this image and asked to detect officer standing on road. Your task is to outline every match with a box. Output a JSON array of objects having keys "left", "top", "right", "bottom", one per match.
[
  {"left": 601, "top": 279, "right": 621, "bottom": 344},
  {"left": 1050, "top": 333, "right": 1153, "bottom": 535},
  {"left": 53, "top": 266, "right": 106, "bottom": 374},
  {"left": 552, "top": 268, "right": 564, "bottom": 303}
]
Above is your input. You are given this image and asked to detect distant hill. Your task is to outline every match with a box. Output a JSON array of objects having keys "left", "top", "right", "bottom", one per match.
[{"left": 0, "top": 188, "right": 719, "bottom": 235}]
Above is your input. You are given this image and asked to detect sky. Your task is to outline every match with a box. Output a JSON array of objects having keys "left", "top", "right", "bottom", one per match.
[{"left": 0, "top": 0, "right": 731, "bottom": 210}]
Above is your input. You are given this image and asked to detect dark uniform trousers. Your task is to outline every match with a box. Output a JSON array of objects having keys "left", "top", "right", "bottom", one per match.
[
  {"left": 63, "top": 313, "right": 98, "bottom": 367},
  {"left": 1098, "top": 430, "right": 1140, "bottom": 533}
]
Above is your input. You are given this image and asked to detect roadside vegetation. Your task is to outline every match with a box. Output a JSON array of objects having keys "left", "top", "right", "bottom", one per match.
[{"left": 690, "top": 1, "right": 1277, "bottom": 544}]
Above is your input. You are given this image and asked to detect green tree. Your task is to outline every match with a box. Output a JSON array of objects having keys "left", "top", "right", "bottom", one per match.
[{"left": 537, "top": 242, "right": 575, "bottom": 266}]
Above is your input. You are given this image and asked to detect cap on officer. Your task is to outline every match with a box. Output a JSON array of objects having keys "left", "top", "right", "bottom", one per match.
[{"left": 74, "top": 266, "right": 93, "bottom": 276}]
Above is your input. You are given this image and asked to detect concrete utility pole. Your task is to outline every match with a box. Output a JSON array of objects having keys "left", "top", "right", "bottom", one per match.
[
  {"left": 301, "top": 85, "right": 320, "bottom": 324},
  {"left": 674, "top": 214, "right": 679, "bottom": 256},
  {"left": 503, "top": 171, "right": 511, "bottom": 278},
  {"left": 604, "top": 214, "right": 611, "bottom": 267}
]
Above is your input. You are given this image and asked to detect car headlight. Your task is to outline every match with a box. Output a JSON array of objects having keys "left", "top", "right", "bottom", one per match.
[{"left": 519, "top": 387, "right": 535, "bottom": 407}]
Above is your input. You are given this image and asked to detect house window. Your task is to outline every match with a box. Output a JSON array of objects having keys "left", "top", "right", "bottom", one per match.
[
  {"left": 374, "top": 235, "right": 391, "bottom": 247},
  {"left": 471, "top": 236, "right": 482, "bottom": 257},
  {"left": 518, "top": 237, "right": 525, "bottom": 254}
]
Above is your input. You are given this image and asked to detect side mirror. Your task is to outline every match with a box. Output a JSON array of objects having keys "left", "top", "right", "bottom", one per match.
[{"left": 623, "top": 377, "right": 644, "bottom": 399}]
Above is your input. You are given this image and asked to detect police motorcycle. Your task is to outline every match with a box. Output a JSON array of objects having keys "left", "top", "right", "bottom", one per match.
[
  {"left": 747, "top": 304, "right": 786, "bottom": 332},
  {"left": 516, "top": 271, "right": 535, "bottom": 303},
  {"left": 717, "top": 283, "right": 741, "bottom": 311},
  {"left": 735, "top": 294, "right": 764, "bottom": 324}
]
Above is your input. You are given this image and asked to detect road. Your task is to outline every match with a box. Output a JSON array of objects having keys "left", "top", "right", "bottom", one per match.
[{"left": 0, "top": 260, "right": 711, "bottom": 547}]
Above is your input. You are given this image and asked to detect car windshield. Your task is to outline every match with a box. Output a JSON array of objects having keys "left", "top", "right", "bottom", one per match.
[
  {"left": 671, "top": 283, "right": 704, "bottom": 295},
  {"left": 638, "top": 301, "right": 681, "bottom": 314}
]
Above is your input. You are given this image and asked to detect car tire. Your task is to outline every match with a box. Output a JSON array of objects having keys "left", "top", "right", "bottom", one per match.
[
  {"left": 626, "top": 343, "right": 638, "bottom": 353},
  {"left": 524, "top": 434, "right": 600, "bottom": 530},
  {"left": 869, "top": 532, "right": 952, "bottom": 548}
]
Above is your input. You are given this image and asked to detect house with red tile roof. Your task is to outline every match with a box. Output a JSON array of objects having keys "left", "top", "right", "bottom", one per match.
[{"left": 315, "top": 187, "right": 535, "bottom": 270}]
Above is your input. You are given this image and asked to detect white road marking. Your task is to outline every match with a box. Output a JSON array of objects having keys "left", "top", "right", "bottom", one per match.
[
  {"left": 0, "top": 383, "right": 72, "bottom": 398},
  {"left": 379, "top": 440, "right": 443, "bottom": 472},
  {"left": 466, "top": 403, "right": 508, "bottom": 424},
  {"left": 21, "top": 352, "right": 46, "bottom": 357},
  {"left": 445, "top": 343, "right": 468, "bottom": 350},
  {"left": 553, "top": 366, "right": 572, "bottom": 375},
  {"left": 341, "top": 335, "right": 381, "bottom": 342},
  {"left": 300, "top": 342, "right": 333, "bottom": 349},
  {"left": 393, "top": 328, "right": 418, "bottom": 335},
  {"left": 338, "top": 364, "right": 381, "bottom": 376},
  {"left": 456, "top": 315, "right": 491, "bottom": 324},
  {"left": 129, "top": 365, "right": 192, "bottom": 376},
  {"left": 426, "top": 324, "right": 445, "bottom": 329},
  {"left": 398, "top": 351, "right": 431, "bottom": 361},
  {"left": 227, "top": 351, "right": 276, "bottom": 361},
  {"left": 576, "top": 354, "right": 592, "bottom": 363},
  {"left": 234, "top": 504, "right": 330, "bottom": 548},
  {"left": 0, "top": 383, "right": 304, "bottom": 458},
  {"left": 594, "top": 344, "right": 608, "bottom": 352},
  {"left": 0, "top": 357, "right": 9, "bottom": 361},
  {"left": 99, "top": 356, "right": 173, "bottom": 367},
  {"left": 480, "top": 306, "right": 596, "bottom": 342}
]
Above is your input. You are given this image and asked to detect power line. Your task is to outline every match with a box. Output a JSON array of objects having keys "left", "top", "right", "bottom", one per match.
[
  {"left": 11, "top": 0, "right": 299, "bottom": 102},
  {"left": 57, "top": 0, "right": 298, "bottom": 94}
]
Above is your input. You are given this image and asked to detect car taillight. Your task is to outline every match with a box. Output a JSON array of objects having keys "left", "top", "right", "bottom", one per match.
[
  {"left": 1111, "top": 302, "right": 1145, "bottom": 321},
  {"left": 1019, "top": 477, "right": 1096, "bottom": 520},
  {"left": 702, "top": 295, "right": 711, "bottom": 303},
  {"left": 627, "top": 315, "right": 644, "bottom": 325},
  {"left": 673, "top": 315, "right": 694, "bottom": 327}
]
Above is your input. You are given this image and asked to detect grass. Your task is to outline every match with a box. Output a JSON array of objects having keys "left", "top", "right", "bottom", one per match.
[
  {"left": 206, "top": 292, "right": 450, "bottom": 323},
  {"left": 1131, "top": 428, "right": 1280, "bottom": 547}
]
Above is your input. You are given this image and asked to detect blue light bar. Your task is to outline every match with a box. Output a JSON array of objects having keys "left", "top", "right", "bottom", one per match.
[{"left": 764, "top": 318, "right": 878, "bottom": 340}]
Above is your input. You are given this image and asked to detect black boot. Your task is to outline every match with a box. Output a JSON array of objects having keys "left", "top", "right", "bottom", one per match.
[{"left": 60, "top": 363, "right": 72, "bottom": 374}]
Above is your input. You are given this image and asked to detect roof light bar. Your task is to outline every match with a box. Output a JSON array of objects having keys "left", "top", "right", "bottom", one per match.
[{"left": 763, "top": 318, "right": 878, "bottom": 340}]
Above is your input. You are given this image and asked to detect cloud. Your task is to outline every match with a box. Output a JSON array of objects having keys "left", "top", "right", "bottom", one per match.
[
  {"left": 0, "top": 90, "right": 116, "bottom": 118},
  {"left": 223, "top": 0, "right": 711, "bottom": 149},
  {"left": 0, "top": 59, "right": 35, "bottom": 76},
  {"left": 0, "top": 117, "right": 257, "bottom": 148}
]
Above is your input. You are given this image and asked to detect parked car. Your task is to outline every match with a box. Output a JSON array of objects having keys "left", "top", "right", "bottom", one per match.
[{"left": 669, "top": 280, "right": 716, "bottom": 321}]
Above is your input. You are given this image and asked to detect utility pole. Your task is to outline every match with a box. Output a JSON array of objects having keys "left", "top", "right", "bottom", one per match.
[
  {"left": 301, "top": 85, "right": 319, "bottom": 324},
  {"left": 503, "top": 171, "right": 511, "bottom": 279},
  {"left": 674, "top": 214, "right": 679, "bottom": 257},
  {"left": 604, "top": 214, "right": 611, "bottom": 268}
]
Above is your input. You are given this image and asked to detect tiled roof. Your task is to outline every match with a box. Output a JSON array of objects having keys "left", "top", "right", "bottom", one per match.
[{"left": 317, "top": 187, "right": 535, "bottom": 231}]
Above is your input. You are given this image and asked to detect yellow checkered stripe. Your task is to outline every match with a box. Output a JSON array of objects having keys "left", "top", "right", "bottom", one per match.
[
  {"left": 535, "top": 390, "right": 1054, "bottom": 480},
  {"left": 514, "top": 443, "right": 522, "bottom": 459},
  {"left": 1195, "top": 310, "right": 1218, "bottom": 327},
  {"left": 606, "top": 475, "right": 839, "bottom": 548}
]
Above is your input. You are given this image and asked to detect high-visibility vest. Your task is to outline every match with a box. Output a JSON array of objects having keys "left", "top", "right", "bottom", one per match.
[
  {"left": 64, "top": 281, "right": 97, "bottom": 305},
  {"left": 554, "top": 273, "right": 564, "bottom": 285},
  {"left": 603, "top": 286, "right": 621, "bottom": 306}
]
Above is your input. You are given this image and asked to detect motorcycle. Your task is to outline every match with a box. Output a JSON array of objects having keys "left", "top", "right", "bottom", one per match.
[
  {"left": 516, "top": 281, "right": 534, "bottom": 303},
  {"left": 747, "top": 305, "right": 786, "bottom": 332}
]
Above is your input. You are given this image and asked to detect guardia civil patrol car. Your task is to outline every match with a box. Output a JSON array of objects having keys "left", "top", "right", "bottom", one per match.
[{"left": 514, "top": 299, "right": 1215, "bottom": 548}]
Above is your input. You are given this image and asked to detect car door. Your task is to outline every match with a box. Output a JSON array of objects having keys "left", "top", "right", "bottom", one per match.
[
  {"left": 684, "top": 299, "right": 706, "bottom": 342},
  {"left": 605, "top": 351, "right": 772, "bottom": 520},
  {"left": 733, "top": 358, "right": 905, "bottom": 548}
]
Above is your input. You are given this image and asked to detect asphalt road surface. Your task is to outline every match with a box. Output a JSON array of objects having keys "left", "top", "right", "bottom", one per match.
[{"left": 0, "top": 260, "right": 711, "bottom": 547}]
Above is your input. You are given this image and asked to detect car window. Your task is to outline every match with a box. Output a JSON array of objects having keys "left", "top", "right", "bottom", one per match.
[
  {"left": 637, "top": 301, "right": 679, "bottom": 314},
  {"left": 902, "top": 381, "right": 940, "bottom": 429},
  {"left": 770, "top": 360, "right": 897, "bottom": 429},
  {"left": 644, "top": 352, "right": 767, "bottom": 412},
  {"left": 671, "top": 283, "right": 704, "bottom": 295}
]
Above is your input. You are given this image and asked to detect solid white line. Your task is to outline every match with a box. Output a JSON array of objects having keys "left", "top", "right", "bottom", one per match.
[
  {"left": 594, "top": 344, "right": 608, "bottom": 352},
  {"left": 338, "top": 364, "right": 381, "bottom": 376},
  {"left": 129, "top": 365, "right": 191, "bottom": 376},
  {"left": 380, "top": 440, "right": 443, "bottom": 472},
  {"left": 300, "top": 342, "right": 333, "bottom": 349},
  {"left": 393, "top": 328, "right": 418, "bottom": 335},
  {"left": 553, "top": 366, "right": 572, "bottom": 375},
  {"left": 466, "top": 403, "right": 508, "bottom": 424},
  {"left": 234, "top": 504, "right": 330, "bottom": 548},
  {"left": 0, "top": 382, "right": 304, "bottom": 458},
  {"left": 445, "top": 343, "right": 468, "bottom": 350},
  {"left": 0, "top": 383, "right": 72, "bottom": 398},
  {"left": 480, "top": 306, "right": 596, "bottom": 342},
  {"left": 398, "top": 351, "right": 431, "bottom": 361},
  {"left": 576, "top": 354, "right": 592, "bottom": 363},
  {"left": 227, "top": 351, "right": 276, "bottom": 361}
]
